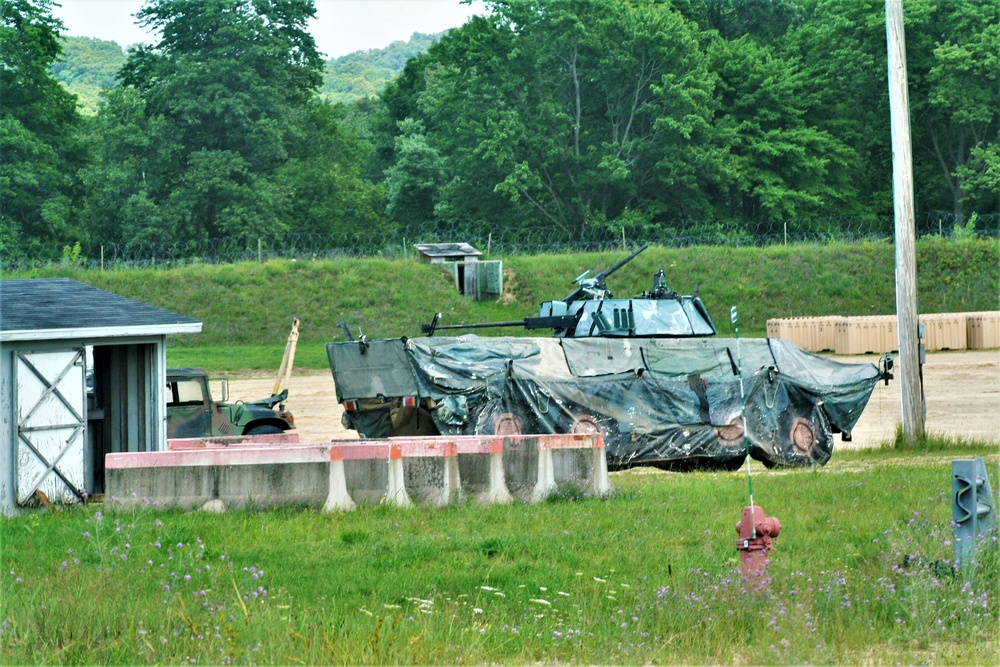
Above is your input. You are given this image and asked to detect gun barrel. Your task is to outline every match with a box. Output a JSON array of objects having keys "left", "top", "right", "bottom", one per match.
[
  {"left": 597, "top": 243, "right": 649, "bottom": 280},
  {"left": 422, "top": 313, "right": 583, "bottom": 336},
  {"left": 422, "top": 320, "right": 526, "bottom": 335},
  {"left": 561, "top": 244, "right": 649, "bottom": 303}
]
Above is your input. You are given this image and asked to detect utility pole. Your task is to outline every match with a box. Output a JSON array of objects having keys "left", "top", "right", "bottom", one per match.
[{"left": 885, "top": 0, "right": 925, "bottom": 442}]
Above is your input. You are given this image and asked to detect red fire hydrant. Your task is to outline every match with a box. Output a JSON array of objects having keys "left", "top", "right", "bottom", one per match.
[{"left": 735, "top": 505, "right": 781, "bottom": 587}]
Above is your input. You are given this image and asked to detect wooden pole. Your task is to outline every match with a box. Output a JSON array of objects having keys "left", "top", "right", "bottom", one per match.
[
  {"left": 273, "top": 318, "right": 300, "bottom": 398},
  {"left": 885, "top": 0, "right": 925, "bottom": 442}
]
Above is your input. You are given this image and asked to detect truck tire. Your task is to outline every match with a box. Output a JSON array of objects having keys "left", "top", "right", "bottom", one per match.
[{"left": 245, "top": 425, "right": 284, "bottom": 435}]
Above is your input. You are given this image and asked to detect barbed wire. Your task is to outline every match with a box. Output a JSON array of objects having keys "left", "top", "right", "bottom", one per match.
[{"left": 5, "top": 212, "right": 997, "bottom": 271}]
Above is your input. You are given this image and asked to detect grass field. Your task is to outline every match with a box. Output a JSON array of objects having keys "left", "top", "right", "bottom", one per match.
[{"left": 2, "top": 443, "right": 997, "bottom": 665}]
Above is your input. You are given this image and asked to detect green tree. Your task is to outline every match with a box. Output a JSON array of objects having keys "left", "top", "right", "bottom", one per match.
[
  {"left": 955, "top": 140, "right": 999, "bottom": 215},
  {"left": 781, "top": 0, "right": 893, "bottom": 218},
  {"left": 384, "top": 118, "right": 446, "bottom": 227},
  {"left": 385, "top": 0, "right": 721, "bottom": 236},
  {"left": 84, "top": 0, "right": 322, "bottom": 246},
  {"left": 908, "top": 0, "right": 999, "bottom": 220},
  {"left": 271, "top": 101, "right": 388, "bottom": 239},
  {"left": 786, "top": 0, "right": 999, "bottom": 223},
  {"left": 321, "top": 31, "right": 441, "bottom": 105},
  {"left": 708, "top": 35, "right": 858, "bottom": 223},
  {"left": 674, "top": 0, "right": 804, "bottom": 44},
  {"left": 0, "top": 0, "right": 85, "bottom": 259},
  {"left": 79, "top": 87, "right": 181, "bottom": 246}
]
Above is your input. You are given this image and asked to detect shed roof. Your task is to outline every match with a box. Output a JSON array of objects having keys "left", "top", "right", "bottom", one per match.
[
  {"left": 414, "top": 243, "right": 482, "bottom": 260},
  {"left": 1, "top": 278, "right": 202, "bottom": 341}
]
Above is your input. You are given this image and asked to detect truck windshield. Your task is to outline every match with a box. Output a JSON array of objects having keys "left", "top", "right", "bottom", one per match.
[{"left": 168, "top": 379, "right": 204, "bottom": 406}]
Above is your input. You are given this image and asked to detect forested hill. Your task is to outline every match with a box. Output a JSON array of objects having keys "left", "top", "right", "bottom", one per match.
[
  {"left": 320, "top": 32, "right": 440, "bottom": 104},
  {"left": 53, "top": 32, "right": 440, "bottom": 112},
  {"left": 52, "top": 36, "right": 127, "bottom": 114}
]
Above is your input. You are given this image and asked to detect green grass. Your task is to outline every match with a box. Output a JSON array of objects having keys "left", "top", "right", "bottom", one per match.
[
  {"left": 2, "top": 444, "right": 997, "bottom": 664},
  {"left": 7, "top": 239, "right": 998, "bottom": 371},
  {"left": 165, "top": 342, "right": 333, "bottom": 374}
]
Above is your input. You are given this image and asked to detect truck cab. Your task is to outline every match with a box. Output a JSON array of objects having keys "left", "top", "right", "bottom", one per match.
[{"left": 166, "top": 368, "right": 294, "bottom": 439}]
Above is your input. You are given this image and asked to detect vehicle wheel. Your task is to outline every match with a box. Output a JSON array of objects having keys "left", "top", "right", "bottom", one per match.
[
  {"left": 246, "top": 425, "right": 284, "bottom": 435},
  {"left": 568, "top": 413, "right": 602, "bottom": 435},
  {"left": 777, "top": 406, "right": 832, "bottom": 466},
  {"left": 562, "top": 411, "right": 620, "bottom": 449},
  {"left": 788, "top": 417, "right": 818, "bottom": 456},
  {"left": 491, "top": 412, "right": 524, "bottom": 436},
  {"left": 713, "top": 417, "right": 745, "bottom": 448}
]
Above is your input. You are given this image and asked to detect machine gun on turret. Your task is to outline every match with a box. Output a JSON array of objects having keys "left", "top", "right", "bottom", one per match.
[{"left": 560, "top": 243, "right": 648, "bottom": 304}]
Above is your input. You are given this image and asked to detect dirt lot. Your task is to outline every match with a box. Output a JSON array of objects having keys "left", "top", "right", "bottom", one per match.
[{"left": 229, "top": 349, "right": 999, "bottom": 448}]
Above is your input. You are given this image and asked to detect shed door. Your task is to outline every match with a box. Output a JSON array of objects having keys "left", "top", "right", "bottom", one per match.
[{"left": 15, "top": 349, "right": 87, "bottom": 505}]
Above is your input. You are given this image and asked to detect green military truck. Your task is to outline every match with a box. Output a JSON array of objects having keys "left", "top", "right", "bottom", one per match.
[{"left": 166, "top": 368, "right": 295, "bottom": 439}]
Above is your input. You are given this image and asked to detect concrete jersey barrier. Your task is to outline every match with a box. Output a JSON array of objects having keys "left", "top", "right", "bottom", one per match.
[{"left": 105, "top": 433, "right": 612, "bottom": 511}]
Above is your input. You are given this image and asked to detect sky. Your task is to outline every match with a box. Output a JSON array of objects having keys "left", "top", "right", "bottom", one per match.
[{"left": 51, "top": 0, "right": 487, "bottom": 58}]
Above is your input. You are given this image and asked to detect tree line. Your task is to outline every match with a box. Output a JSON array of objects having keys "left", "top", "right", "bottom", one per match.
[{"left": 2, "top": 0, "right": 997, "bottom": 263}]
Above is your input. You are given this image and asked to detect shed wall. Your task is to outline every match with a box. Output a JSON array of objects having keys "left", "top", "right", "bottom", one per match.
[{"left": 1, "top": 335, "right": 168, "bottom": 515}]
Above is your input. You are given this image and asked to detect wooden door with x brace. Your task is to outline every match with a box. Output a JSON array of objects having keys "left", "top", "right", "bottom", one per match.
[{"left": 14, "top": 348, "right": 87, "bottom": 505}]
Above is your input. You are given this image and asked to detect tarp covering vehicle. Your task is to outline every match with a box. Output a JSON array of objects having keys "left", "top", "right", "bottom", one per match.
[
  {"left": 328, "top": 335, "right": 886, "bottom": 470},
  {"left": 327, "top": 246, "right": 890, "bottom": 470}
]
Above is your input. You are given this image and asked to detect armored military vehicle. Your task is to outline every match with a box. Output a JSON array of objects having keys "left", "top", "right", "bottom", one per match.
[{"left": 327, "top": 246, "right": 891, "bottom": 470}]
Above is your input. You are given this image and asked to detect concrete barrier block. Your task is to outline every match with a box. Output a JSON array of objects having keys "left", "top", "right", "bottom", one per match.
[
  {"left": 592, "top": 439, "right": 613, "bottom": 497},
  {"left": 106, "top": 447, "right": 332, "bottom": 509},
  {"left": 386, "top": 455, "right": 413, "bottom": 507},
  {"left": 324, "top": 454, "right": 356, "bottom": 512},
  {"left": 168, "top": 433, "right": 300, "bottom": 449},
  {"left": 402, "top": 456, "right": 457, "bottom": 507},
  {"left": 501, "top": 436, "right": 540, "bottom": 502},
  {"left": 967, "top": 311, "right": 1000, "bottom": 349},
  {"left": 920, "top": 313, "right": 968, "bottom": 351},
  {"left": 835, "top": 319, "right": 865, "bottom": 355},
  {"left": 397, "top": 439, "right": 460, "bottom": 506},
  {"left": 530, "top": 446, "right": 557, "bottom": 503},
  {"left": 215, "top": 463, "right": 328, "bottom": 508},
  {"left": 106, "top": 465, "right": 212, "bottom": 510},
  {"left": 452, "top": 438, "right": 513, "bottom": 504},
  {"left": 486, "top": 451, "right": 514, "bottom": 504},
  {"left": 336, "top": 443, "right": 413, "bottom": 507},
  {"left": 106, "top": 434, "right": 607, "bottom": 512}
]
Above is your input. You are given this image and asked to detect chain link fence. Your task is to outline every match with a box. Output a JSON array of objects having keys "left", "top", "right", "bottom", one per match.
[{"left": 6, "top": 212, "right": 997, "bottom": 271}]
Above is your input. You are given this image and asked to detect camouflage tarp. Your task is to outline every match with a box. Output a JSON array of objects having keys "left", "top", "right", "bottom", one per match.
[{"left": 329, "top": 335, "right": 885, "bottom": 469}]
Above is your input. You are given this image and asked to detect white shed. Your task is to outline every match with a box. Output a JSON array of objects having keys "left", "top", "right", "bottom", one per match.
[{"left": 0, "top": 278, "right": 201, "bottom": 514}]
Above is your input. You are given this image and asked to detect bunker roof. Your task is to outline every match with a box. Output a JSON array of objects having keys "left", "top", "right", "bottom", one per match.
[
  {"left": 1, "top": 278, "right": 202, "bottom": 341},
  {"left": 414, "top": 243, "right": 482, "bottom": 262}
]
